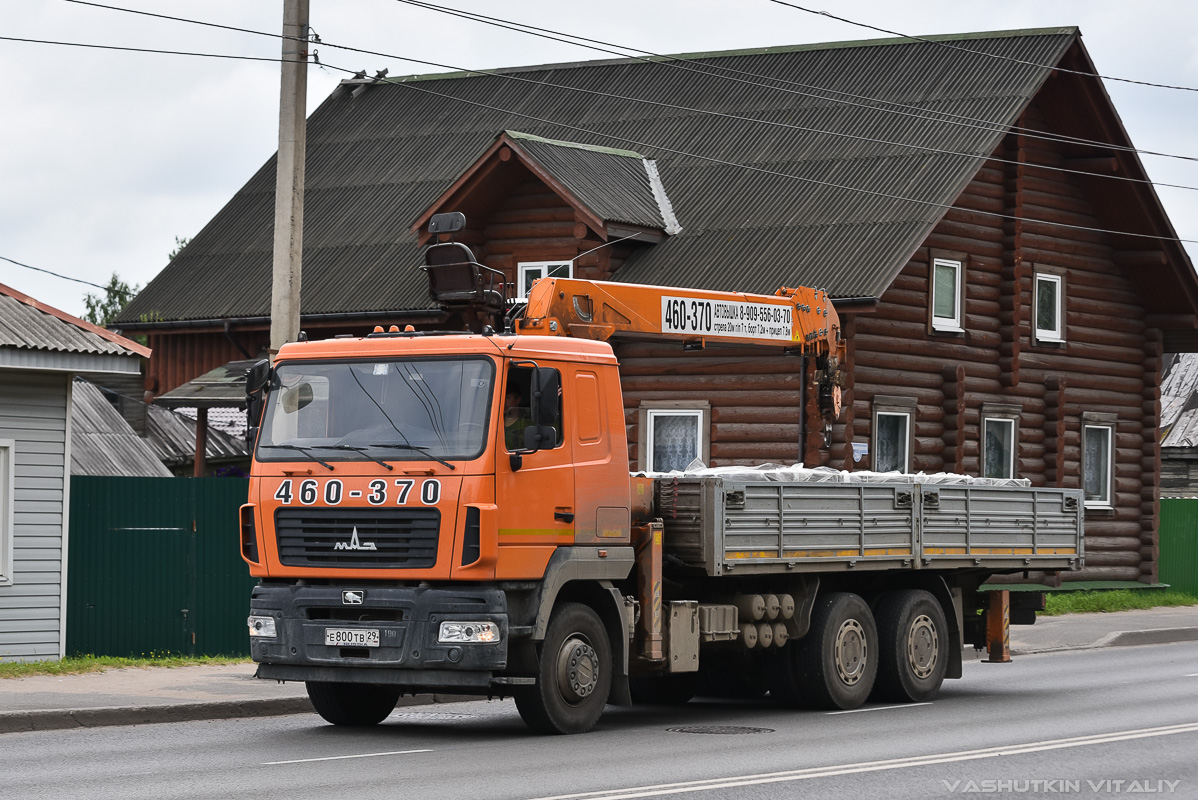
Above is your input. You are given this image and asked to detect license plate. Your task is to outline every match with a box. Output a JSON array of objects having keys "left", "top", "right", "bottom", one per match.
[{"left": 324, "top": 628, "right": 380, "bottom": 647}]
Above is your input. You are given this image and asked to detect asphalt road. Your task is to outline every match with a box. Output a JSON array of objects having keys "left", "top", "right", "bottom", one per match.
[{"left": 3, "top": 642, "right": 1196, "bottom": 800}]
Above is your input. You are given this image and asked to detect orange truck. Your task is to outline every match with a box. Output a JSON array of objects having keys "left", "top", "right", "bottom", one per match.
[{"left": 241, "top": 215, "right": 1083, "bottom": 734}]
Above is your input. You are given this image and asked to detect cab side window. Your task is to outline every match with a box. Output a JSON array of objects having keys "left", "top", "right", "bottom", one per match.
[{"left": 505, "top": 366, "right": 563, "bottom": 451}]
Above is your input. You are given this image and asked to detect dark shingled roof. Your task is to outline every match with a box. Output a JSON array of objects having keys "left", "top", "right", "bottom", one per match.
[{"left": 117, "top": 28, "right": 1079, "bottom": 324}]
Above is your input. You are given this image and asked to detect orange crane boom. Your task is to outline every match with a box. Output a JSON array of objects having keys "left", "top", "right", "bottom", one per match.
[{"left": 518, "top": 277, "right": 846, "bottom": 419}]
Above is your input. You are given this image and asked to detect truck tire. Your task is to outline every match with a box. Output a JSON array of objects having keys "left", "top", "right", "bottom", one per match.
[
  {"left": 629, "top": 673, "right": 699, "bottom": 705},
  {"left": 514, "top": 602, "right": 612, "bottom": 734},
  {"left": 791, "top": 592, "right": 878, "bottom": 710},
  {"left": 306, "top": 681, "right": 401, "bottom": 726},
  {"left": 871, "top": 589, "right": 948, "bottom": 703}
]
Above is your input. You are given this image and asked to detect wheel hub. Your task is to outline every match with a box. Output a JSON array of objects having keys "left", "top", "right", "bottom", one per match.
[
  {"left": 907, "top": 614, "right": 938, "bottom": 679},
  {"left": 556, "top": 635, "right": 599, "bottom": 705},
  {"left": 834, "top": 619, "right": 868, "bottom": 685}
]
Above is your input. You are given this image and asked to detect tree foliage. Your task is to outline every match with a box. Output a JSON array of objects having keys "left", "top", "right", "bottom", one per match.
[
  {"left": 83, "top": 272, "right": 140, "bottom": 327},
  {"left": 169, "top": 236, "right": 191, "bottom": 261}
]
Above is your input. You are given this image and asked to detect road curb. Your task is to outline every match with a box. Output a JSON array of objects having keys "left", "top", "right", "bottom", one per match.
[
  {"left": 0, "top": 692, "right": 457, "bottom": 734},
  {"left": 1012, "top": 626, "right": 1198, "bottom": 656}
]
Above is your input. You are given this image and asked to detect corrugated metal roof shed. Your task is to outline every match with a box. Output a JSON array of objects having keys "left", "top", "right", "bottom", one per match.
[
  {"left": 1162, "top": 353, "right": 1198, "bottom": 447},
  {"left": 1, "top": 284, "right": 147, "bottom": 356},
  {"left": 145, "top": 405, "right": 248, "bottom": 468},
  {"left": 70, "top": 380, "right": 171, "bottom": 477},
  {"left": 117, "top": 28, "right": 1079, "bottom": 323}
]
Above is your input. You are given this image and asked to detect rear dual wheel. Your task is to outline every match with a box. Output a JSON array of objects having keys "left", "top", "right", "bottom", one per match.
[
  {"left": 768, "top": 592, "right": 878, "bottom": 710},
  {"left": 871, "top": 589, "right": 948, "bottom": 703}
]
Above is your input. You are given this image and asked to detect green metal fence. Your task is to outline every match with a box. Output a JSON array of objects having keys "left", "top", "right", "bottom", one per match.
[
  {"left": 1160, "top": 498, "right": 1198, "bottom": 596},
  {"left": 66, "top": 477, "right": 255, "bottom": 657}
]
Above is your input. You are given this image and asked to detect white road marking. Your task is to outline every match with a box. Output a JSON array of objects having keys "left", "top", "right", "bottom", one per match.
[
  {"left": 528, "top": 722, "right": 1198, "bottom": 800},
  {"left": 263, "top": 749, "right": 432, "bottom": 766},
  {"left": 826, "top": 702, "right": 932, "bottom": 715},
  {"left": 1187, "top": 673, "right": 1198, "bottom": 677}
]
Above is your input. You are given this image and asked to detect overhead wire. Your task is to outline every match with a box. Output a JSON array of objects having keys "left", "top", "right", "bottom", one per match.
[
  {"left": 767, "top": 0, "right": 1198, "bottom": 94},
  {"left": 22, "top": 4, "right": 1198, "bottom": 246},
  {"left": 50, "top": 0, "right": 1198, "bottom": 193},
  {"left": 0, "top": 255, "right": 136, "bottom": 297},
  {"left": 389, "top": 0, "right": 1198, "bottom": 164},
  {"left": 62, "top": 0, "right": 1198, "bottom": 165}
]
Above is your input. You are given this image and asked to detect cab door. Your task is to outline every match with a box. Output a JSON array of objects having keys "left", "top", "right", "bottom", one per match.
[{"left": 494, "top": 361, "right": 575, "bottom": 578}]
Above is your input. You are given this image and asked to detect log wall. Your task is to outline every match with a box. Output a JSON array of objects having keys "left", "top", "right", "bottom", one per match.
[{"left": 843, "top": 105, "right": 1158, "bottom": 583}]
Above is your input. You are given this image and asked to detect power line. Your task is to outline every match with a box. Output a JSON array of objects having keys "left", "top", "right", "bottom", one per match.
[
  {"left": 62, "top": 0, "right": 1198, "bottom": 166},
  {"left": 0, "top": 255, "right": 135, "bottom": 297},
  {"left": 53, "top": 0, "right": 1198, "bottom": 194},
  {"left": 20, "top": 9, "right": 1198, "bottom": 246},
  {"left": 390, "top": 0, "right": 1198, "bottom": 165},
  {"left": 767, "top": 0, "right": 1198, "bottom": 94},
  {"left": 0, "top": 34, "right": 297, "bottom": 64}
]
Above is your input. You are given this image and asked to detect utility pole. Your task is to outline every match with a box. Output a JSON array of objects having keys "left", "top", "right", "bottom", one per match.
[{"left": 270, "top": 0, "right": 310, "bottom": 360}]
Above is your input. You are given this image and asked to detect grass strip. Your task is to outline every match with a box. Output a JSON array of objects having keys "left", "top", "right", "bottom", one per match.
[
  {"left": 1043, "top": 589, "right": 1198, "bottom": 616},
  {"left": 0, "top": 654, "right": 250, "bottom": 679}
]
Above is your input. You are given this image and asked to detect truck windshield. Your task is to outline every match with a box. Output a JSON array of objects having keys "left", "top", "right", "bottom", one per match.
[{"left": 256, "top": 357, "right": 494, "bottom": 463}]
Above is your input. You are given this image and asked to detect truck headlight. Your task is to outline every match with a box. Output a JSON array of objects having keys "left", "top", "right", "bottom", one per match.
[
  {"left": 438, "top": 621, "right": 499, "bottom": 643},
  {"left": 247, "top": 615, "right": 277, "bottom": 638}
]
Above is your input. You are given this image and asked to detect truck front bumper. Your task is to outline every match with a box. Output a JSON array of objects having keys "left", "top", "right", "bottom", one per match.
[{"left": 249, "top": 583, "right": 509, "bottom": 690}]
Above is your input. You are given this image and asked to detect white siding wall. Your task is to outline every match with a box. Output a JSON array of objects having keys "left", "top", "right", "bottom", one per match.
[{"left": 0, "top": 371, "right": 68, "bottom": 661}]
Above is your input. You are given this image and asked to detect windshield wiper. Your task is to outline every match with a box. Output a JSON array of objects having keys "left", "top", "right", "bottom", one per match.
[
  {"left": 366, "top": 442, "right": 456, "bottom": 471},
  {"left": 258, "top": 444, "right": 335, "bottom": 471},
  {"left": 322, "top": 444, "right": 394, "bottom": 471}
]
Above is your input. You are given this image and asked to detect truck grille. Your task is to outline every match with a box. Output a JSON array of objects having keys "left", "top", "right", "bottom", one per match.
[{"left": 274, "top": 508, "right": 440, "bottom": 569}]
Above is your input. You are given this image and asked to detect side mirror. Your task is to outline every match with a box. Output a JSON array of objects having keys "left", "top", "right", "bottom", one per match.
[
  {"left": 526, "top": 367, "right": 561, "bottom": 450},
  {"left": 244, "top": 359, "right": 271, "bottom": 449}
]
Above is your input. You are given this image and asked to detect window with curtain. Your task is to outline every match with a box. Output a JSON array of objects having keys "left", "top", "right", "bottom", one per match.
[{"left": 647, "top": 410, "right": 703, "bottom": 472}]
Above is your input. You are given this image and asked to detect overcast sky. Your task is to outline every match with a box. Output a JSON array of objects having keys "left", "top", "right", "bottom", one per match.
[{"left": 4, "top": 0, "right": 1198, "bottom": 318}]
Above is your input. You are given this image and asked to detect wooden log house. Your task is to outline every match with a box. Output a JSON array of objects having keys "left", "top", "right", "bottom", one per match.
[{"left": 115, "top": 28, "right": 1198, "bottom": 585}]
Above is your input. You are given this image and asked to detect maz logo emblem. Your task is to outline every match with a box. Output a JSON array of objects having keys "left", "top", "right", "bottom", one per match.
[
  {"left": 342, "top": 590, "right": 364, "bottom": 605},
  {"left": 334, "top": 526, "right": 378, "bottom": 552}
]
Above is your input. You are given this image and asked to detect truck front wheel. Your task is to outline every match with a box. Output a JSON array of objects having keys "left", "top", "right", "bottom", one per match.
[
  {"left": 871, "top": 589, "right": 948, "bottom": 703},
  {"left": 790, "top": 592, "right": 878, "bottom": 710},
  {"left": 306, "top": 681, "right": 401, "bottom": 726},
  {"left": 515, "top": 602, "right": 612, "bottom": 735}
]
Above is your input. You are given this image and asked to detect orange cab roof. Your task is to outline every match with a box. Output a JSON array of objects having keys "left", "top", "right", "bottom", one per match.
[{"left": 275, "top": 332, "right": 618, "bottom": 365}]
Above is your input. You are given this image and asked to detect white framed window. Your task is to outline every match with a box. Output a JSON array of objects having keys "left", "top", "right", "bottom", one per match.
[
  {"left": 874, "top": 411, "right": 910, "bottom": 473},
  {"left": 0, "top": 439, "right": 14, "bottom": 586},
  {"left": 982, "top": 417, "right": 1016, "bottom": 479},
  {"left": 931, "top": 257, "right": 964, "bottom": 333},
  {"left": 1034, "top": 272, "right": 1065, "bottom": 343},
  {"left": 638, "top": 401, "right": 710, "bottom": 472},
  {"left": 1083, "top": 423, "right": 1113, "bottom": 507},
  {"left": 518, "top": 261, "right": 572, "bottom": 299}
]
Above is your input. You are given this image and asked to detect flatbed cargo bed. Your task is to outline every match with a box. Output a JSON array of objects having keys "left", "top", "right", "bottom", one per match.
[{"left": 654, "top": 475, "right": 1084, "bottom": 576}]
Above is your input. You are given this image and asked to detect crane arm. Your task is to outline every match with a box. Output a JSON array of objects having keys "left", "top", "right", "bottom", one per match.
[{"left": 517, "top": 277, "right": 846, "bottom": 419}]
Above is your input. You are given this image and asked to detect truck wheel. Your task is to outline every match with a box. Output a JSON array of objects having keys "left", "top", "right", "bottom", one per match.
[
  {"left": 792, "top": 592, "right": 878, "bottom": 710},
  {"left": 306, "top": 681, "right": 401, "bottom": 726},
  {"left": 629, "top": 672, "right": 699, "bottom": 705},
  {"left": 871, "top": 589, "right": 948, "bottom": 703},
  {"left": 515, "top": 602, "right": 612, "bottom": 734}
]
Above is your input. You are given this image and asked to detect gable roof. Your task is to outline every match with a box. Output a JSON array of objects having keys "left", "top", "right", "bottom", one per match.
[
  {"left": 413, "top": 130, "right": 680, "bottom": 242},
  {"left": 118, "top": 27, "right": 1147, "bottom": 325}
]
